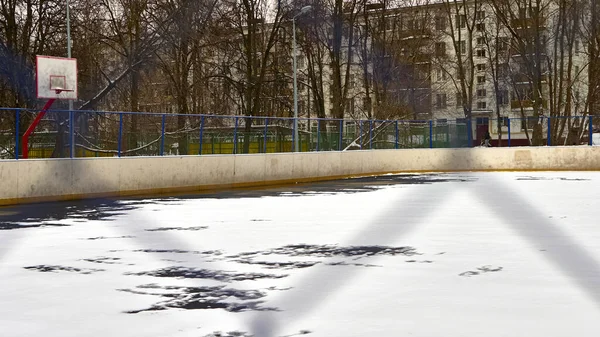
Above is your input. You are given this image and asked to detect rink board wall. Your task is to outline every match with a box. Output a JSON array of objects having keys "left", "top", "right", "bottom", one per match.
[{"left": 1, "top": 146, "right": 600, "bottom": 205}]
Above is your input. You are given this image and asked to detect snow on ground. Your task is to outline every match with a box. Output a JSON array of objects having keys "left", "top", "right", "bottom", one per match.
[{"left": 1, "top": 172, "right": 600, "bottom": 337}]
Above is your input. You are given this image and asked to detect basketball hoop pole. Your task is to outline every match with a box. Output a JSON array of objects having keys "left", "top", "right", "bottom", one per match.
[
  {"left": 67, "top": 0, "right": 75, "bottom": 158},
  {"left": 21, "top": 99, "right": 56, "bottom": 159},
  {"left": 66, "top": 0, "right": 74, "bottom": 157}
]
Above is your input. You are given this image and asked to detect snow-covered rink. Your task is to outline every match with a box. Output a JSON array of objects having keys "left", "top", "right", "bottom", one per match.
[{"left": 2, "top": 172, "right": 600, "bottom": 337}]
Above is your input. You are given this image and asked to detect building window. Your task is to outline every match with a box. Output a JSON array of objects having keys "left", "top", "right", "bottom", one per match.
[
  {"left": 435, "top": 42, "right": 446, "bottom": 56},
  {"left": 476, "top": 11, "right": 486, "bottom": 20},
  {"left": 435, "top": 17, "right": 446, "bottom": 31},
  {"left": 498, "top": 90, "right": 509, "bottom": 105},
  {"left": 415, "top": 65, "right": 429, "bottom": 80},
  {"left": 477, "top": 37, "right": 485, "bottom": 45},
  {"left": 456, "top": 93, "right": 463, "bottom": 107},
  {"left": 575, "top": 39, "right": 580, "bottom": 53},
  {"left": 477, "top": 64, "right": 486, "bottom": 72},
  {"left": 345, "top": 98, "right": 355, "bottom": 115},
  {"left": 476, "top": 49, "right": 486, "bottom": 57},
  {"left": 459, "top": 41, "right": 466, "bottom": 54},
  {"left": 436, "top": 68, "right": 448, "bottom": 82},
  {"left": 497, "top": 38, "right": 509, "bottom": 52},
  {"left": 476, "top": 23, "right": 485, "bottom": 31},
  {"left": 529, "top": 6, "right": 539, "bottom": 17},
  {"left": 455, "top": 14, "right": 466, "bottom": 29},
  {"left": 436, "top": 93, "right": 447, "bottom": 109},
  {"left": 500, "top": 116, "right": 510, "bottom": 127},
  {"left": 477, "top": 101, "right": 487, "bottom": 109},
  {"left": 498, "top": 63, "right": 509, "bottom": 77},
  {"left": 519, "top": 8, "right": 527, "bottom": 19},
  {"left": 347, "top": 74, "right": 355, "bottom": 88},
  {"left": 297, "top": 56, "right": 305, "bottom": 68},
  {"left": 476, "top": 117, "right": 489, "bottom": 125},
  {"left": 477, "top": 89, "right": 487, "bottom": 97},
  {"left": 477, "top": 76, "right": 486, "bottom": 84}
]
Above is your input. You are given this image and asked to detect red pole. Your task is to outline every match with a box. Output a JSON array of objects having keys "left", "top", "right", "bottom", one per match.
[{"left": 21, "top": 99, "right": 55, "bottom": 159}]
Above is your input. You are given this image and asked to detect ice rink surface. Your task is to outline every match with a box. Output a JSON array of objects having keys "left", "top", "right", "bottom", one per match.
[{"left": 2, "top": 172, "right": 600, "bottom": 337}]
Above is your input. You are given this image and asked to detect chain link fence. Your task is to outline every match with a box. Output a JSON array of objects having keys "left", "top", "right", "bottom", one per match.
[{"left": 1, "top": 108, "right": 598, "bottom": 159}]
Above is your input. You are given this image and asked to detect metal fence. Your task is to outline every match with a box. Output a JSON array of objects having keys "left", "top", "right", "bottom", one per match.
[{"left": 0, "top": 108, "right": 598, "bottom": 159}]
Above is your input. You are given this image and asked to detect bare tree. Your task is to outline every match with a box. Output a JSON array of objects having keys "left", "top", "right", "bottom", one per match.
[
  {"left": 215, "top": 0, "right": 288, "bottom": 153},
  {"left": 153, "top": 0, "right": 219, "bottom": 155},
  {"left": 492, "top": 0, "right": 550, "bottom": 145}
]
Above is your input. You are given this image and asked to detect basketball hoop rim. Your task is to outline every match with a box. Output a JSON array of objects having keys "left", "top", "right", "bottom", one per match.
[{"left": 54, "top": 89, "right": 75, "bottom": 94}]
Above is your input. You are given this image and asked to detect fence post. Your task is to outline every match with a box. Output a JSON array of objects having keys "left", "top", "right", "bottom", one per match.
[
  {"left": 14, "top": 109, "right": 19, "bottom": 159},
  {"left": 467, "top": 118, "right": 473, "bottom": 147},
  {"left": 263, "top": 118, "right": 269, "bottom": 153},
  {"left": 199, "top": 116, "right": 205, "bottom": 155},
  {"left": 507, "top": 118, "right": 511, "bottom": 147},
  {"left": 338, "top": 119, "right": 343, "bottom": 151},
  {"left": 581, "top": 115, "right": 594, "bottom": 146},
  {"left": 291, "top": 117, "right": 296, "bottom": 152},
  {"left": 69, "top": 110, "right": 74, "bottom": 158},
  {"left": 160, "top": 114, "right": 166, "bottom": 156},
  {"left": 234, "top": 116, "right": 238, "bottom": 154},
  {"left": 118, "top": 113, "right": 123, "bottom": 157},
  {"left": 429, "top": 120, "right": 433, "bottom": 148},
  {"left": 547, "top": 117, "right": 551, "bottom": 146},
  {"left": 395, "top": 120, "right": 399, "bottom": 149},
  {"left": 369, "top": 120, "right": 373, "bottom": 149},
  {"left": 359, "top": 120, "right": 362, "bottom": 147},
  {"left": 316, "top": 119, "right": 320, "bottom": 151}
]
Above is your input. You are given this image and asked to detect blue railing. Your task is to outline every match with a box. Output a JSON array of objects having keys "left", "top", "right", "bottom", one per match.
[{"left": 0, "top": 108, "right": 597, "bottom": 160}]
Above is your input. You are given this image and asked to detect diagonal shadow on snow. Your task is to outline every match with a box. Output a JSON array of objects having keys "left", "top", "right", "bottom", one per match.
[{"left": 474, "top": 175, "right": 600, "bottom": 307}]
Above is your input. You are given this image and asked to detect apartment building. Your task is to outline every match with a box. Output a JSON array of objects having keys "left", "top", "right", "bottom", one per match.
[
  {"left": 343, "top": 0, "right": 590, "bottom": 144},
  {"left": 141, "top": 1, "right": 592, "bottom": 146}
]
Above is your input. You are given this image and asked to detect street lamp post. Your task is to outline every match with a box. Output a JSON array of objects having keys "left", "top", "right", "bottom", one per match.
[
  {"left": 292, "top": 5, "right": 312, "bottom": 152},
  {"left": 67, "top": 0, "right": 74, "bottom": 157}
]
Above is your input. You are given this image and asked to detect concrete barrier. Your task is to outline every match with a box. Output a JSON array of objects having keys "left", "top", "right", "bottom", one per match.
[{"left": 1, "top": 146, "right": 600, "bottom": 205}]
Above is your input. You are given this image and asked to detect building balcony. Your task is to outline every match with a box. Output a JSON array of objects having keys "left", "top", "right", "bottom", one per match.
[
  {"left": 407, "top": 53, "right": 432, "bottom": 64},
  {"left": 510, "top": 46, "right": 547, "bottom": 58},
  {"left": 398, "top": 28, "right": 432, "bottom": 40},
  {"left": 511, "top": 17, "right": 546, "bottom": 29},
  {"left": 511, "top": 99, "right": 548, "bottom": 110},
  {"left": 511, "top": 73, "right": 548, "bottom": 83}
]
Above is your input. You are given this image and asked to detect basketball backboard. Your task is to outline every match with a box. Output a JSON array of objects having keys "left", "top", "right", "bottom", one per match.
[{"left": 36, "top": 55, "right": 78, "bottom": 100}]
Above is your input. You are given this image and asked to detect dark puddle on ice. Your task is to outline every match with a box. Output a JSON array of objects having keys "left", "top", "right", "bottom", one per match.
[
  {"left": 82, "top": 257, "right": 122, "bottom": 265},
  {"left": 201, "top": 330, "right": 312, "bottom": 337},
  {"left": 230, "top": 244, "right": 419, "bottom": 259},
  {"left": 208, "top": 174, "right": 476, "bottom": 198},
  {"left": 125, "top": 266, "right": 287, "bottom": 282},
  {"left": 132, "top": 249, "right": 223, "bottom": 256},
  {"left": 227, "top": 245, "right": 419, "bottom": 269},
  {"left": 0, "top": 222, "right": 70, "bottom": 230},
  {"left": 121, "top": 283, "right": 277, "bottom": 314},
  {"left": 84, "top": 235, "right": 135, "bottom": 240},
  {"left": 123, "top": 245, "right": 419, "bottom": 315},
  {"left": 459, "top": 265, "right": 503, "bottom": 277},
  {"left": 145, "top": 226, "right": 208, "bottom": 232},
  {"left": 326, "top": 261, "right": 381, "bottom": 267},
  {"left": 24, "top": 265, "right": 105, "bottom": 274},
  {"left": 0, "top": 199, "right": 154, "bottom": 231},
  {"left": 233, "top": 259, "right": 321, "bottom": 269}
]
